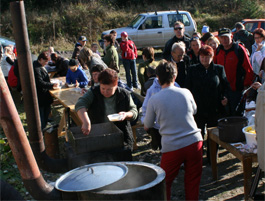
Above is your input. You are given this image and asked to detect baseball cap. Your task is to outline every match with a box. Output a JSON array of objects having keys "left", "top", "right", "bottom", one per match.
[
  {"left": 68, "top": 59, "right": 79, "bottom": 67},
  {"left": 218, "top": 28, "right": 232, "bottom": 37},
  {"left": 121, "top": 31, "right": 128, "bottom": 38},
  {"left": 78, "top": 36, "right": 87, "bottom": 41}
]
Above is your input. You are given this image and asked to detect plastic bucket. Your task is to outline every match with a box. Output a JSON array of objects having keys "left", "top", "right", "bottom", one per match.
[
  {"left": 218, "top": 116, "right": 248, "bottom": 143},
  {"left": 242, "top": 125, "right": 257, "bottom": 146}
]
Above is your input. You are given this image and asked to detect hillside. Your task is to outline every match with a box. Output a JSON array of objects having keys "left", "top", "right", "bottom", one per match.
[{"left": 0, "top": 0, "right": 264, "bottom": 53}]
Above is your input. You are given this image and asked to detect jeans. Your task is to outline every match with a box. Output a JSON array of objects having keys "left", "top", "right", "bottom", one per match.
[
  {"left": 39, "top": 105, "right": 51, "bottom": 130},
  {"left": 194, "top": 114, "right": 219, "bottom": 162},
  {"left": 123, "top": 59, "right": 138, "bottom": 88}
]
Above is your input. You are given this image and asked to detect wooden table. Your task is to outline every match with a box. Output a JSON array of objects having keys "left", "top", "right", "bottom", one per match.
[
  {"left": 208, "top": 127, "right": 257, "bottom": 200},
  {"left": 45, "top": 65, "right": 57, "bottom": 78},
  {"left": 48, "top": 71, "right": 57, "bottom": 78},
  {"left": 50, "top": 77, "right": 82, "bottom": 137}
]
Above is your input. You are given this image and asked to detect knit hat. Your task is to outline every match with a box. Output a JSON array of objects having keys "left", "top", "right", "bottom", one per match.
[{"left": 202, "top": 25, "right": 209, "bottom": 34}]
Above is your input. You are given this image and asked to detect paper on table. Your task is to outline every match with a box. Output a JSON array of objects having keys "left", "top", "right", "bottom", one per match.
[
  {"left": 69, "top": 88, "right": 82, "bottom": 93},
  {"left": 53, "top": 86, "right": 61, "bottom": 90},
  {"left": 67, "top": 84, "right": 75, "bottom": 88}
]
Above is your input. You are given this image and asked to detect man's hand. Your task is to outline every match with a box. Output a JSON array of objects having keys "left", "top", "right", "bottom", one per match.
[
  {"left": 221, "top": 96, "right": 228, "bottom": 106},
  {"left": 144, "top": 126, "right": 149, "bottom": 132},
  {"left": 75, "top": 80, "right": 80, "bottom": 88},
  {"left": 252, "top": 82, "right": 262, "bottom": 90},
  {"left": 53, "top": 83, "right": 59, "bottom": 89},
  {"left": 81, "top": 88, "right": 88, "bottom": 95}
]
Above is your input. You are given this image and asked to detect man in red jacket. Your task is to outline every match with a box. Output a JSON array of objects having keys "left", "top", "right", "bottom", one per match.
[
  {"left": 214, "top": 28, "right": 254, "bottom": 116},
  {"left": 120, "top": 31, "right": 138, "bottom": 89}
]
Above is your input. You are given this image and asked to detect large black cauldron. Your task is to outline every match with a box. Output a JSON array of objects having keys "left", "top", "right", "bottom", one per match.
[{"left": 55, "top": 162, "right": 166, "bottom": 200}]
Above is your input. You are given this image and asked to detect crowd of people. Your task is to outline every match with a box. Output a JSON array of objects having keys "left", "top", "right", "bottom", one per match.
[{"left": 1, "top": 20, "right": 265, "bottom": 201}]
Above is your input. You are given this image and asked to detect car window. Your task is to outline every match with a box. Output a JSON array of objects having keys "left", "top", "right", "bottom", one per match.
[
  {"left": 245, "top": 22, "right": 258, "bottom": 32},
  {"left": 168, "top": 14, "right": 190, "bottom": 27},
  {"left": 128, "top": 15, "right": 144, "bottom": 28},
  {"left": 142, "top": 16, "right": 163, "bottom": 29}
]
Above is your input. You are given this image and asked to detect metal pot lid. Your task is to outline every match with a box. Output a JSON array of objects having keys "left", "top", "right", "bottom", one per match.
[{"left": 55, "top": 163, "right": 128, "bottom": 192}]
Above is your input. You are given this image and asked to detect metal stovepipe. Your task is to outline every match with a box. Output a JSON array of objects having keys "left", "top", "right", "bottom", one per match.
[
  {"left": 0, "top": 69, "right": 61, "bottom": 200},
  {"left": 10, "top": 0, "right": 67, "bottom": 173}
]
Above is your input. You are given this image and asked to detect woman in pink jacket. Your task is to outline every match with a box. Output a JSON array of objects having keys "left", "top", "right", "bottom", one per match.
[{"left": 120, "top": 31, "right": 138, "bottom": 89}]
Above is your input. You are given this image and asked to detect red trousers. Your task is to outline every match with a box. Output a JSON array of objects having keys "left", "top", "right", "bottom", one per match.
[{"left": 161, "top": 141, "right": 203, "bottom": 200}]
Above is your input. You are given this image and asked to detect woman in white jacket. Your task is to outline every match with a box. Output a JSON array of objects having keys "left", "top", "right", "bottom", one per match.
[
  {"left": 252, "top": 82, "right": 265, "bottom": 172},
  {"left": 1, "top": 46, "right": 15, "bottom": 79},
  {"left": 251, "top": 28, "right": 265, "bottom": 83}
]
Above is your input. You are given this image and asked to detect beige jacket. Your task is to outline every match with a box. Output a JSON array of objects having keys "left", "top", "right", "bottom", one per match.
[{"left": 255, "top": 83, "right": 265, "bottom": 171}]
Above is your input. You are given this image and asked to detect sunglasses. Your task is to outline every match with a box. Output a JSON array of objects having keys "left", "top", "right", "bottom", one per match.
[
  {"left": 174, "top": 27, "right": 183, "bottom": 30},
  {"left": 190, "top": 37, "right": 200, "bottom": 41}
]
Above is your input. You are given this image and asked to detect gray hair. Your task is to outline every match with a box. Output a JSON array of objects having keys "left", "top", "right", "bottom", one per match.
[{"left": 171, "top": 41, "right": 186, "bottom": 53}]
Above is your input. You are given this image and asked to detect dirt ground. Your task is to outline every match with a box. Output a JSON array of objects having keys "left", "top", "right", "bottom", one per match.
[
  {"left": 133, "top": 127, "right": 265, "bottom": 200},
  {"left": 40, "top": 103, "right": 264, "bottom": 201},
  {"left": 38, "top": 121, "right": 264, "bottom": 201},
  {"left": 3, "top": 51, "right": 265, "bottom": 201}
]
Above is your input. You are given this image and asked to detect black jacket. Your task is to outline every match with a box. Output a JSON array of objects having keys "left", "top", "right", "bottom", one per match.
[
  {"left": 233, "top": 30, "right": 254, "bottom": 54},
  {"left": 54, "top": 57, "right": 69, "bottom": 77},
  {"left": 33, "top": 60, "right": 54, "bottom": 106},
  {"left": 72, "top": 42, "right": 82, "bottom": 59},
  {"left": 163, "top": 35, "right": 190, "bottom": 61},
  {"left": 185, "top": 62, "right": 231, "bottom": 116},
  {"left": 88, "top": 86, "right": 134, "bottom": 151},
  {"left": 171, "top": 55, "right": 191, "bottom": 88},
  {"left": 187, "top": 49, "right": 200, "bottom": 65}
]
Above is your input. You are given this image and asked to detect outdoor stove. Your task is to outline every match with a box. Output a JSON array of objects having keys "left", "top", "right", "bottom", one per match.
[{"left": 66, "top": 122, "right": 132, "bottom": 169}]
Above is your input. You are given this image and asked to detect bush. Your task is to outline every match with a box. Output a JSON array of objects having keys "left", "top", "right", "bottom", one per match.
[
  {"left": 1, "top": 0, "right": 264, "bottom": 53},
  {"left": 238, "top": 0, "right": 264, "bottom": 19}
]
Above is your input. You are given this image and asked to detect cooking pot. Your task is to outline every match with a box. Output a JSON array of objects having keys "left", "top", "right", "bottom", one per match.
[
  {"left": 218, "top": 116, "right": 248, "bottom": 143},
  {"left": 55, "top": 162, "right": 166, "bottom": 200}
]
